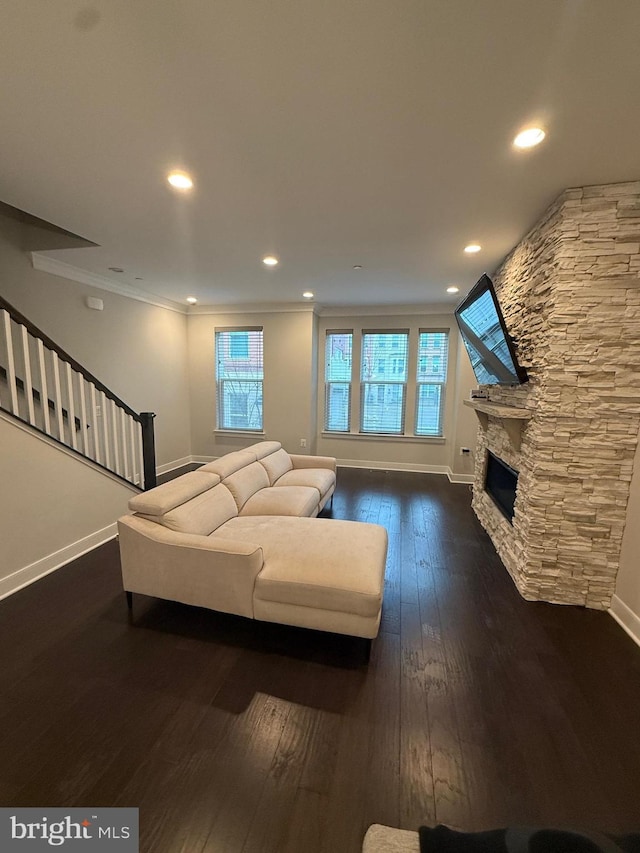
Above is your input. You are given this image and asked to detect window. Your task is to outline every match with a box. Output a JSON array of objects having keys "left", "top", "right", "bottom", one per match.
[
  {"left": 215, "top": 328, "right": 263, "bottom": 430},
  {"left": 415, "top": 331, "right": 448, "bottom": 436},
  {"left": 323, "top": 327, "right": 449, "bottom": 438},
  {"left": 361, "top": 331, "right": 408, "bottom": 434},
  {"left": 324, "top": 331, "right": 352, "bottom": 432}
]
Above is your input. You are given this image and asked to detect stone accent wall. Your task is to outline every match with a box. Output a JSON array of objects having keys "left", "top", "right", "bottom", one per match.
[{"left": 471, "top": 181, "right": 640, "bottom": 609}]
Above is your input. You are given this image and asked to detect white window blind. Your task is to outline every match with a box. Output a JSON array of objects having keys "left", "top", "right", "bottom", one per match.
[
  {"left": 415, "top": 330, "right": 448, "bottom": 436},
  {"left": 324, "top": 331, "right": 353, "bottom": 432},
  {"left": 215, "top": 328, "right": 263, "bottom": 430},
  {"left": 360, "top": 331, "right": 409, "bottom": 434}
]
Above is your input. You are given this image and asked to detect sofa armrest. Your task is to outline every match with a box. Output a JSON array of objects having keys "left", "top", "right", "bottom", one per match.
[
  {"left": 288, "top": 454, "right": 337, "bottom": 472},
  {"left": 117, "top": 515, "right": 263, "bottom": 619}
]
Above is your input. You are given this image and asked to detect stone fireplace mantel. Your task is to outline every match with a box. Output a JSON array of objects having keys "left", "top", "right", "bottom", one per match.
[{"left": 463, "top": 399, "right": 532, "bottom": 451}]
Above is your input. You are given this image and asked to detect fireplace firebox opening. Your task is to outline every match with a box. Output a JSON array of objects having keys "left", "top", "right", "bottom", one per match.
[{"left": 484, "top": 451, "right": 518, "bottom": 523}]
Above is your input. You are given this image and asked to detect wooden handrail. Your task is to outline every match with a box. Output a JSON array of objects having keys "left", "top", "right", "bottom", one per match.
[{"left": 0, "top": 293, "right": 141, "bottom": 421}]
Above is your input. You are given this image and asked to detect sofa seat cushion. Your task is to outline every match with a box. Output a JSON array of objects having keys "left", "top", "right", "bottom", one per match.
[
  {"left": 216, "top": 516, "right": 387, "bottom": 618},
  {"left": 239, "top": 486, "right": 319, "bottom": 518},
  {"left": 273, "top": 467, "right": 335, "bottom": 498}
]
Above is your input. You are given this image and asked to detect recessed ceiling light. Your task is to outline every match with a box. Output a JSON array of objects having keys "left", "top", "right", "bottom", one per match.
[
  {"left": 186, "top": 297, "right": 198, "bottom": 305},
  {"left": 513, "top": 127, "right": 546, "bottom": 149},
  {"left": 302, "top": 291, "right": 314, "bottom": 299},
  {"left": 263, "top": 256, "right": 279, "bottom": 266},
  {"left": 352, "top": 265, "right": 363, "bottom": 270},
  {"left": 464, "top": 244, "right": 481, "bottom": 254},
  {"left": 167, "top": 171, "right": 193, "bottom": 190},
  {"left": 447, "top": 286, "right": 460, "bottom": 294}
]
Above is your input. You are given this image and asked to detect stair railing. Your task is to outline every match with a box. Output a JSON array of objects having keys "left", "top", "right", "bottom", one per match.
[{"left": 0, "top": 294, "right": 156, "bottom": 490}]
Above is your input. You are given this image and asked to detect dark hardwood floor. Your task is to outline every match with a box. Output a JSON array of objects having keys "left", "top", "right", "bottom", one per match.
[{"left": 1, "top": 468, "right": 639, "bottom": 852}]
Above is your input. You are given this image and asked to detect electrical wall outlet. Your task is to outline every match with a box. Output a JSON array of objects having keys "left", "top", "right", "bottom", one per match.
[{"left": 300, "top": 438, "right": 307, "bottom": 448}]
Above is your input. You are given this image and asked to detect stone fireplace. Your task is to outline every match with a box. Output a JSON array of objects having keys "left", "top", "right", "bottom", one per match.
[{"left": 470, "top": 180, "right": 640, "bottom": 609}]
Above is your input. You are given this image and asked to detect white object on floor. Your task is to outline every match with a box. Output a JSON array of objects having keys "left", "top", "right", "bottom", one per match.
[{"left": 362, "top": 823, "right": 420, "bottom": 852}]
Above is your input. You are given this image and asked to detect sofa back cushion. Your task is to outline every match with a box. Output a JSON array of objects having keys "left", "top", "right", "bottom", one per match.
[
  {"left": 155, "top": 483, "right": 239, "bottom": 535},
  {"left": 223, "top": 461, "right": 270, "bottom": 510},
  {"left": 201, "top": 449, "right": 257, "bottom": 480},
  {"left": 260, "top": 448, "right": 293, "bottom": 485},
  {"left": 128, "top": 471, "right": 220, "bottom": 516},
  {"left": 247, "top": 440, "right": 282, "bottom": 460}
]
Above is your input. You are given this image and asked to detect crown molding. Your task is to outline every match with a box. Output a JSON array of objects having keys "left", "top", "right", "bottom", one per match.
[
  {"left": 188, "top": 302, "right": 319, "bottom": 316},
  {"left": 30, "top": 253, "right": 187, "bottom": 315},
  {"left": 317, "top": 302, "right": 455, "bottom": 316}
]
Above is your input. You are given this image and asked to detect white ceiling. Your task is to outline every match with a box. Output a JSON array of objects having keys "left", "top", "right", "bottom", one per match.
[{"left": 1, "top": 0, "right": 639, "bottom": 311}]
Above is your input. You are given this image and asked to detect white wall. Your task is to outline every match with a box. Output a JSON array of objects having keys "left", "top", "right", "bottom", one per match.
[
  {"left": 188, "top": 308, "right": 318, "bottom": 458},
  {"left": 0, "top": 211, "right": 192, "bottom": 467},
  {"left": 448, "top": 334, "right": 480, "bottom": 478},
  {"left": 0, "top": 416, "right": 135, "bottom": 596},
  {"left": 613, "top": 434, "right": 640, "bottom": 643}
]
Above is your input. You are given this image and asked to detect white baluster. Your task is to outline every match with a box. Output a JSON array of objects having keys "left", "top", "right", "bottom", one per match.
[
  {"left": 51, "top": 351, "right": 65, "bottom": 441},
  {"left": 101, "top": 391, "right": 111, "bottom": 470},
  {"left": 65, "top": 362, "right": 78, "bottom": 450},
  {"left": 111, "top": 399, "right": 121, "bottom": 475},
  {"left": 120, "top": 407, "right": 130, "bottom": 481},
  {"left": 36, "top": 340, "right": 51, "bottom": 436},
  {"left": 90, "top": 384, "right": 101, "bottom": 463},
  {"left": 20, "top": 325, "right": 36, "bottom": 425},
  {"left": 78, "top": 376, "right": 89, "bottom": 456},
  {"left": 128, "top": 416, "right": 138, "bottom": 485},
  {"left": 1, "top": 310, "right": 19, "bottom": 415}
]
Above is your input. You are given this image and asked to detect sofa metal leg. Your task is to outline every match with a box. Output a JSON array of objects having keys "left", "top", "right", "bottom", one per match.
[
  {"left": 125, "top": 590, "right": 133, "bottom": 610},
  {"left": 362, "top": 637, "right": 372, "bottom": 665}
]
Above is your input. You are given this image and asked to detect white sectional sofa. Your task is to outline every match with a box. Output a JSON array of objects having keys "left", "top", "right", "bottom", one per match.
[{"left": 117, "top": 441, "right": 388, "bottom": 655}]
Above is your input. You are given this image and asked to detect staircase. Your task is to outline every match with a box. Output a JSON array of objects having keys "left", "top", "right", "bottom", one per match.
[{"left": 0, "top": 294, "right": 156, "bottom": 490}]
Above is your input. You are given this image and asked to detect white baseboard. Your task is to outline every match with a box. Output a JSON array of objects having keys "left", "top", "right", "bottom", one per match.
[
  {"left": 337, "top": 458, "right": 450, "bottom": 475},
  {"left": 156, "top": 456, "right": 194, "bottom": 475},
  {"left": 337, "top": 458, "right": 473, "bottom": 484},
  {"left": 609, "top": 594, "right": 640, "bottom": 648},
  {"left": 0, "top": 523, "right": 118, "bottom": 602},
  {"left": 447, "top": 472, "right": 475, "bottom": 484}
]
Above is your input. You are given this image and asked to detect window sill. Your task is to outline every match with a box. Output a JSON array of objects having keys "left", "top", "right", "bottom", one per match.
[
  {"left": 213, "top": 429, "right": 265, "bottom": 437},
  {"left": 321, "top": 432, "right": 445, "bottom": 444}
]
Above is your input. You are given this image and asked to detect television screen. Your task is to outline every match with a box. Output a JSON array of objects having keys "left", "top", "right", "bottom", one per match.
[{"left": 454, "top": 274, "right": 528, "bottom": 385}]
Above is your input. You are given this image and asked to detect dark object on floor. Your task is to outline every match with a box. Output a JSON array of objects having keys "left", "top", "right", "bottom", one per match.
[{"left": 418, "top": 825, "right": 640, "bottom": 853}]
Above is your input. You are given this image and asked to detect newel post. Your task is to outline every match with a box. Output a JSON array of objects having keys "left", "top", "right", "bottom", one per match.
[{"left": 140, "top": 412, "right": 157, "bottom": 490}]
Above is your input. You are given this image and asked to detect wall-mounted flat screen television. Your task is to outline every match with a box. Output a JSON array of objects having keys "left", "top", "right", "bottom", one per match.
[{"left": 454, "top": 273, "right": 528, "bottom": 386}]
